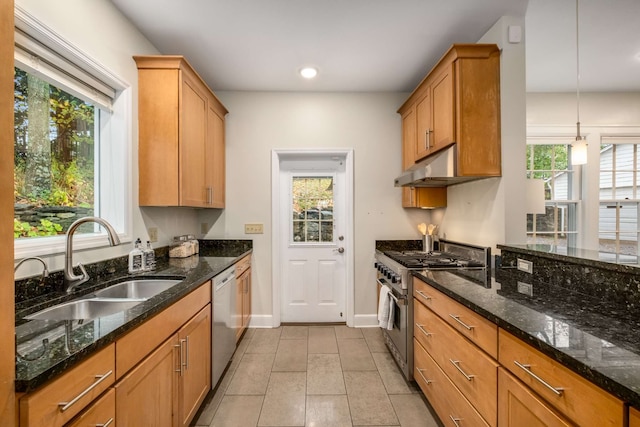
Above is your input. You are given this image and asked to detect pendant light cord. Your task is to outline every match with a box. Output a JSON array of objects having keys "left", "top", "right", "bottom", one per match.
[{"left": 576, "top": 0, "right": 582, "bottom": 138}]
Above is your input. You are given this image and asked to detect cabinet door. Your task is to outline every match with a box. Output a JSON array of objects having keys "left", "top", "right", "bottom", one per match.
[
  {"left": 178, "top": 305, "right": 211, "bottom": 427},
  {"left": 498, "top": 368, "right": 572, "bottom": 427},
  {"left": 430, "top": 65, "right": 454, "bottom": 152},
  {"left": 242, "top": 268, "right": 251, "bottom": 329},
  {"left": 180, "top": 72, "right": 207, "bottom": 207},
  {"left": 630, "top": 407, "right": 640, "bottom": 427},
  {"left": 401, "top": 106, "right": 416, "bottom": 170},
  {"left": 415, "top": 90, "right": 431, "bottom": 161},
  {"left": 236, "top": 275, "right": 244, "bottom": 341},
  {"left": 206, "top": 104, "right": 225, "bottom": 208},
  {"left": 115, "top": 336, "right": 178, "bottom": 427}
]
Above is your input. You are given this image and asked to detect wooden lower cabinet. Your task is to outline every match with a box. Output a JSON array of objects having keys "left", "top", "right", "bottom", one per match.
[
  {"left": 116, "top": 304, "right": 211, "bottom": 427},
  {"left": 115, "top": 333, "right": 178, "bottom": 427},
  {"left": 498, "top": 368, "right": 572, "bottom": 427},
  {"left": 630, "top": 407, "right": 640, "bottom": 427},
  {"left": 66, "top": 388, "right": 115, "bottom": 427},
  {"left": 178, "top": 305, "right": 211, "bottom": 427},
  {"left": 235, "top": 256, "right": 252, "bottom": 342}
]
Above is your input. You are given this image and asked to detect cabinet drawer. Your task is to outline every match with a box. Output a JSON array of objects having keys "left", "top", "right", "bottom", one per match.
[
  {"left": 66, "top": 388, "right": 115, "bottom": 427},
  {"left": 414, "top": 302, "right": 498, "bottom": 426},
  {"left": 498, "top": 329, "right": 624, "bottom": 427},
  {"left": 413, "top": 277, "right": 497, "bottom": 358},
  {"left": 498, "top": 368, "right": 572, "bottom": 427},
  {"left": 235, "top": 255, "right": 251, "bottom": 276},
  {"left": 414, "top": 338, "right": 490, "bottom": 427},
  {"left": 116, "top": 282, "right": 211, "bottom": 378},
  {"left": 19, "top": 343, "right": 115, "bottom": 427}
]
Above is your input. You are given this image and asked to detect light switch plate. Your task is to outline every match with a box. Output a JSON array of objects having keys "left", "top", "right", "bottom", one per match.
[
  {"left": 201, "top": 223, "right": 209, "bottom": 234},
  {"left": 245, "top": 223, "right": 264, "bottom": 234},
  {"left": 148, "top": 227, "right": 158, "bottom": 243},
  {"left": 517, "top": 258, "right": 533, "bottom": 274}
]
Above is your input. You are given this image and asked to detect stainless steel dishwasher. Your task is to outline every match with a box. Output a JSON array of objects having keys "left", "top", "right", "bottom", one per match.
[{"left": 212, "top": 266, "right": 236, "bottom": 387}]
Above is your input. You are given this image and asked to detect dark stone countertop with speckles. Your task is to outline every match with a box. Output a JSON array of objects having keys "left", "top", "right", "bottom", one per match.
[
  {"left": 412, "top": 267, "right": 640, "bottom": 410},
  {"left": 15, "top": 240, "right": 252, "bottom": 393}
]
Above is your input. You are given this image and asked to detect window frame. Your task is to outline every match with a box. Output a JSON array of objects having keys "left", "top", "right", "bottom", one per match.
[
  {"left": 13, "top": 7, "right": 132, "bottom": 259},
  {"left": 288, "top": 172, "right": 337, "bottom": 247}
]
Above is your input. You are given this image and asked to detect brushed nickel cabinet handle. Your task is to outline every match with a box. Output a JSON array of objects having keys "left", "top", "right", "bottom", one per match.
[
  {"left": 415, "top": 323, "right": 432, "bottom": 338},
  {"left": 449, "top": 359, "right": 474, "bottom": 381},
  {"left": 416, "top": 368, "right": 433, "bottom": 385},
  {"left": 184, "top": 336, "right": 190, "bottom": 370},
  {"left": 449, "top": 314, "right": 474, "bottom": 330},
  {"left": 514, "top": 360, "right": 564, "bottom": 396},
  {"left": 58, "top": 370, "right": 113, "bottom": 412},
  {"left": 449, "top": 415, "right": 463, "bottom": 427},
  {"left": 97, "top": 418, "right": 114, "bottom": 427},
  {"left": 174, "top": 343, "right": 183, "bottom": 375},
  {"left": 415, "top": 290, "right": 432, "bottom": 301}
]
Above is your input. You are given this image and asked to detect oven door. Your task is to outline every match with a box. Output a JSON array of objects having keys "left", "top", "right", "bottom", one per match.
[{"left": 376, "top": 276, "right": 407, "bottom": 360}]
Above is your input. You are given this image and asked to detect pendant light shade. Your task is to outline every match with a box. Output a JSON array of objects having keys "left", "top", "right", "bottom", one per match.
[{"left": 571, "top": 0, "right": 587, "bottom": 165}]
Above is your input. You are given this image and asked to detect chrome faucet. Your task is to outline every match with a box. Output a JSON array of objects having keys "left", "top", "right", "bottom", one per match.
[
  {"left": 64, "top": 216, "right": 121, "bottom": 293},
  {"left": 14, "top": 256, "right": 49, "bottom": 278}
]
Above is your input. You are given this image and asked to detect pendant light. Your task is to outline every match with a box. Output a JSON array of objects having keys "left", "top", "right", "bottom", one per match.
[{"left": 571, "top": 0, "right": 588, "bottom": 165}]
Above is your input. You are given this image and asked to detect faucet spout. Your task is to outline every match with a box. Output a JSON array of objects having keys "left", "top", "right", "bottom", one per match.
[
  {"left": 14, "top": 256, "right": 49, "bottom": 278},
  {"left": 64, "top": 216, "right": 121, "bottom": 293}
]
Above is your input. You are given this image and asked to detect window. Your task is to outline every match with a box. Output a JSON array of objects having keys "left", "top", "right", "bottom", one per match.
[
  {"left": 13, "top": 9, "right": 130, "bottom": 258},
  {"left": 599, "top": 138, "right": 640, "bottom": 255},
  {"left": 526, "top": 139, "right": 578, "bottom": 247},
  {"left": 291, "top": 176, "right": 334, "bottom": 243}
]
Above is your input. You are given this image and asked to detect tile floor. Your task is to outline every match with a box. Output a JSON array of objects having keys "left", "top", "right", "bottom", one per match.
[{"left": 193, "top": 325, "right": 440, "bottom": 427}]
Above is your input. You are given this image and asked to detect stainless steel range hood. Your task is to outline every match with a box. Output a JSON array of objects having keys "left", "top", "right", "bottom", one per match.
[{"left": 394, "top": 145, "right": 488, "bottom": 187}]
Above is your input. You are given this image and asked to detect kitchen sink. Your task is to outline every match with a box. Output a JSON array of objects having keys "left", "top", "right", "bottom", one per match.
[
  {"left": 25, "top": 298, "right": 144, "bottom": 321},
  {"left": 92, "top": 279, "right": 182, "bottom": 300}
]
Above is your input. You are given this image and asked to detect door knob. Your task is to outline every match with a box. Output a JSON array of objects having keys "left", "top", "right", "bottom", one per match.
[{"left": 335, "top": 247, "right": 345, "bottom": 254}]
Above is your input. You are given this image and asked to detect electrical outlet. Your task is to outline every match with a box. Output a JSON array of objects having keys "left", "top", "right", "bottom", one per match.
[
  {"left": 245, "top": 223, "right": 264, "bottom": 234},
  {"left": 517, "top": 258, "right": 533, "bottom": 274},
  {"left": 201, "top": 222, "right": 209, "bottom": 234},
  {"left": 148, "top": 227, "right": 158, "bottom": 243}
]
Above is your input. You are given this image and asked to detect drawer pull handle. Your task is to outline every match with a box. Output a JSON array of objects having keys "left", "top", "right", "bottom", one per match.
[
  {"left": 449, "top": 359, "right": 474, "bottom": 381},
  {"left": 184, "top": 336, "right": 190, "bottom": 370},
  {"left": 415, "top": 290, "right": 432, "bottom": 301},
  {"left": 97, "top": 418, "right": 114, "bottom": 427},
  {"left": 514, "top": 360, "right": 564, "bottom": 396},
  {"left": 449, "top": 314, "right": 474, "bottom": 330},
  {"left": 415, "top": 323, "right": 433, "bottom": 338},
  {"left": 449, "top": 415, "right": 463, "bottom": 427},
  {"left": 58, "top": 370, "right": 113, "bottom": 412},
  {"left": 175, "top": 343, "right": 183, "bottom": 375},
  {"left": 416, "top": 368, "right": 433, "bottom": 385}
]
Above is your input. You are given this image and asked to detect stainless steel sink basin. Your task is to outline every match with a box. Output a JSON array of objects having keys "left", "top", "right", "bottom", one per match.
[
  {"left": 93, "top": 279, "right": 181, "bottom": 299},
  {"left": 25, "top": 298, "right": 143, "bottom": 321}
]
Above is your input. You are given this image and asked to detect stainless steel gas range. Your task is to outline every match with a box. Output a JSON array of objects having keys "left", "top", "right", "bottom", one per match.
[{"left": 374, "top": 239, "right": 490, "bottom": 381}]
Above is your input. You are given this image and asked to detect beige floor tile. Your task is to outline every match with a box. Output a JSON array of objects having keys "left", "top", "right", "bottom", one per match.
[
  {"left": 306, "top": 395, "right": 352, "bottom": 427},
  {"left": 338, "top": 338, "right": 377, "bottom": 371},
  {"left": 258, "top": 371, "right": 307, "bottom": 426},
  {"left": 362, "top": 327, "right": 388, "bottom": 353},
  {"left": 246, "top": 328, "right": 283, "bottom": 354},
  {"left": 372, "top": 352, "right": 413, "bottom": 394},
  {"left": 344, "top": 371, "right": 399, "bottom": 426},
  {"left": 281, "top": 325, "right": 309, "bottom": 339},
  {"left": 389, "top": 394, "right": 438, "bottom": 427},
  {"left": 226, "top": 353, "right": 275, "bottom": 395},
  {"left": 273, "top": 338, "right": 308, "bottom": 372},
  {"left": 308, "top": 326, "right": 338, "bottom": 354},
  {"left": 307, "top": 354, "right": 346, "bottom": 395},
  {"left": 209, "top": 395, "right": 264, "bottom": 427},
  {"left": 335, "top": 325, "right": 363, "bottom": 339}
]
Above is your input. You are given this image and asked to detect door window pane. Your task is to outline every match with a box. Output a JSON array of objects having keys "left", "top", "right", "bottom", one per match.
[{"left": 291, "top": 176, "right": 334, "bottom": 243}]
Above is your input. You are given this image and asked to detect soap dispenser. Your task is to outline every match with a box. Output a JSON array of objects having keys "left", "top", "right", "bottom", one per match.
[
  {"left": 143, "top": 240, "right": 156, "bottom": 271},
  {"left": 128, "top": 238, "right": 144, "bottom": 273}
]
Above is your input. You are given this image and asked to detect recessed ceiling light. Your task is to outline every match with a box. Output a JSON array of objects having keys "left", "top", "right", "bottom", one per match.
[{"left": 300, "top": 67, "right": 318, "bottom": 79}]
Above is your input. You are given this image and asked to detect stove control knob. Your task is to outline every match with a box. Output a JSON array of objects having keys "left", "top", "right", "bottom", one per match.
[
  {"left": 391, "top": 274, "right": 399, "bottom": 284},
  {"left": 386, "top": 270, "right": 393, "bottom": 279}
]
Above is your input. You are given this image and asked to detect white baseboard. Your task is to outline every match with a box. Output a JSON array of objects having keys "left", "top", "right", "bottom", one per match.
[
  {"left": 353, "top": 314, "right": 379, "bottom": 328},
  {"left": 247, "top": 315, "right": 274, "bottom": 328}
]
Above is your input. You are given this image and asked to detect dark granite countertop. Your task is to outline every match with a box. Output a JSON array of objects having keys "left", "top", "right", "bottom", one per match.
[
  {"left": 411, "top": 266, "right": 640, "bottom": 410},
  {"left": 15, "top": 241, "right": 252, "bottom": 393}
]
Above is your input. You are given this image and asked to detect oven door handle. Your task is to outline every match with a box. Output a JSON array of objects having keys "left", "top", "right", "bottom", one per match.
[{"left": 376, "top": 278, "right": 407, "bottom": 305}]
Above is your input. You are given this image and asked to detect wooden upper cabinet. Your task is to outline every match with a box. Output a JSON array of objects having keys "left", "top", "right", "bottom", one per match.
[
  {"left": 134, "top": 55, "right": 228, "bottom": 208},
  {"left": 398, "top": 44, "right": 501, "bottom": 177},
  {"left": 401, "top": 107, "right": 417, "bottom": 170},
  {"left": 402, "top": 187, "right": 446, "bottom": 209}
]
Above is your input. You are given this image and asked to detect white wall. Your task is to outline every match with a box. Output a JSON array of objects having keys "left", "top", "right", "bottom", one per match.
[
  {"left": 438, "top": 16, "right": 528, "bottom": 251},
  {"left": 200, "top": 92, "right": 435, "bottom": 322},
  {"left": 14, "top": 0, "right": 201, "bottom": 276}
]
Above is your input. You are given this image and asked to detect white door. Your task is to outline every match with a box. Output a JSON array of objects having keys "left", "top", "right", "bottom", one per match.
[{"left": 279, "top": 157, "right": 346, "bottom": 323}]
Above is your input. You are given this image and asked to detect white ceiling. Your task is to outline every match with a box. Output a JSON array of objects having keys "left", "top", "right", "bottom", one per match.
[{"left": 109, "top": 0, "right": 640, "bottom": 93}]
